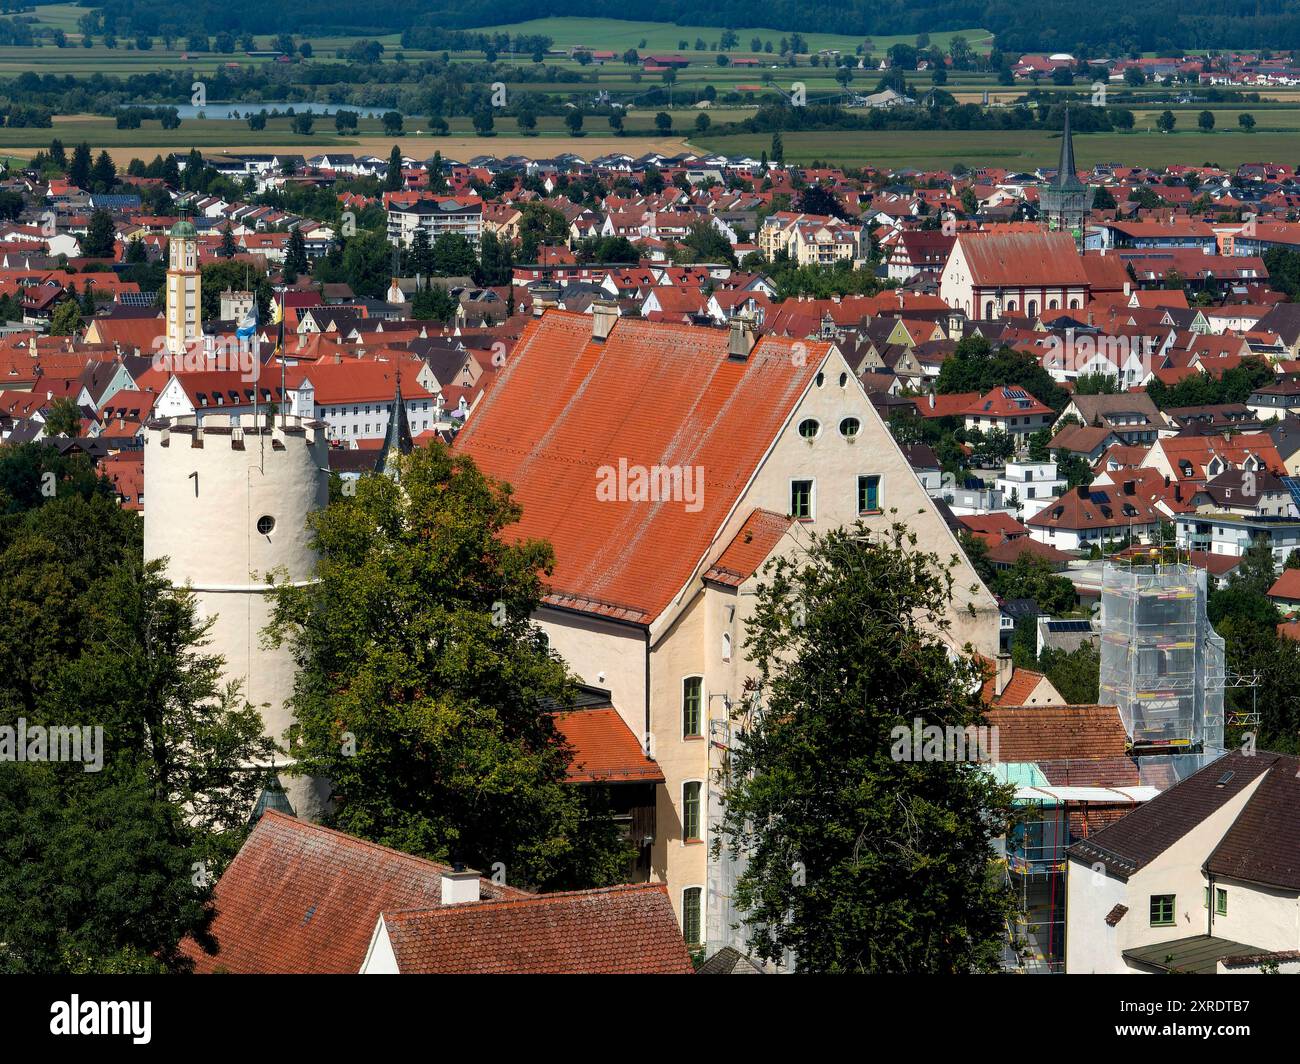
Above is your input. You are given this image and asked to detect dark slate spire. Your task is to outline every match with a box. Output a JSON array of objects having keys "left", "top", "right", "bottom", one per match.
[
  {"left": 375, "top": 364, "right": 414, "bottom": 477},
  {"left": 1056, "top": 108, "right": 1085, "bottom": 191}
]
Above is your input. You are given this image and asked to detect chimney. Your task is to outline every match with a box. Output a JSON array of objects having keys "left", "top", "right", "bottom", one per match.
[
  {"left": 591, "top": 299, "right": 618, "bottom": 342},
  {"left": 440, "top": 866, "right": 480, "bottom": 905},
  {"left": 994, "top": 652, "right": 1013, "bottom": 698},
  {"left": 728, "top": 315, "right": 756, "bottom": 360}
]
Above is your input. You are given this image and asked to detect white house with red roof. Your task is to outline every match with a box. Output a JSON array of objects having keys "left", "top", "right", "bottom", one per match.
[{"left": 961, "top": 386, "right": 1055, "bottom": 439}]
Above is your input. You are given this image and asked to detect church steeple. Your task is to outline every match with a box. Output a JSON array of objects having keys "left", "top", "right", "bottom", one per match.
[
  {"left": 1039, "top": 108, "right": 1093, "bottom": 243},
  {"left": 1055, "top": 108, "right": 1084, "bottom": 191},
  {"left": 375, "top": 365, "right": 414, "bottom": 477}
]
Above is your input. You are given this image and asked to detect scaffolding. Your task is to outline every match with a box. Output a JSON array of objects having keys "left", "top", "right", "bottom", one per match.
[{"left": 1099, "top": 561, "right": 1227, "bottom": 753}]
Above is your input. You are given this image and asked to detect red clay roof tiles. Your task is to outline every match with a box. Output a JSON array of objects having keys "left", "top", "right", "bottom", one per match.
[
  {"left": 454, "top": 310, "right": 828, "bottom": 624},
  {"left": 379, "top": 883, "right": 694, "bottom": 974},
  {"left": 182, "top": 811, "right": 526, "bottom": 974}
]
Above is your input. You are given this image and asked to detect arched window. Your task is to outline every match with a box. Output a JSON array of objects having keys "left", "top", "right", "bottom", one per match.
[
  {"left": 1048, "top": 299, "right": 1059, "bottom": 310},
  {"left": 1027, "top": 300, "right": 1038, "bottom": 317},
  {"left": 1069, "top": 298, "right": 1080, "bottom": 309},
  {"left": 722, "top": 632, "right": 732, "bottom": 661},
  {"left": 682, "top": 886, "right": 703, "bottom": 946},
  {"left": 984, "top": 301, "right": 995, "bottom": 318}
]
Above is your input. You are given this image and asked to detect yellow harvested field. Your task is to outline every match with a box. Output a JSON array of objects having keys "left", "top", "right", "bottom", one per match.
[{"left": 6, "top": 133, "right": 697, "bottom": 166}]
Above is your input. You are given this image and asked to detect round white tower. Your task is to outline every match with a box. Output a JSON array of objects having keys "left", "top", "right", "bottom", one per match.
[{"left": 143, "top": 412, "right": 330, "bottom": 818}]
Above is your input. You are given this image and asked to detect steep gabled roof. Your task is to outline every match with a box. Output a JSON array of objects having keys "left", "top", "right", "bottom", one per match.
[
  {"left": 181, "top": 811, "right": 526, "bottom": 974},
  {"left": 1067, "top": 750, "right": 1277, "bottom": 879},
  {"left": 454, "top": 310, "right": 828, "bottom": 624}
]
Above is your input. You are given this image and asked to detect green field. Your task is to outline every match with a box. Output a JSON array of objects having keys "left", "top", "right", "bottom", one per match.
[
  {"left": 691, "top": 128, "right": 1300, "bottom": 170},
  {"left": 471, "top": 17, "right": 992, "bottom": 56}
]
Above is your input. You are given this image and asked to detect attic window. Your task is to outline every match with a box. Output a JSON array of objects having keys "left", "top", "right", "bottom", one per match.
[
  {"left": 839, "top": 417, "right": 860, "bottom": 439},
  {"left": 798, "top": 419, "right": 821, "bottom": 440}
]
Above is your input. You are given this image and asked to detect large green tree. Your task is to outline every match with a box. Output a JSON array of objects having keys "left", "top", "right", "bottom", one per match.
[
  {"left": 0, "top": 451, "right": 272, "bottom": 971},
  {"left": 717, "top": 522, "right": 1019, "bottom": 972},
  {"left": 266, "top": 445, "right": 631, "bottom": 891}
]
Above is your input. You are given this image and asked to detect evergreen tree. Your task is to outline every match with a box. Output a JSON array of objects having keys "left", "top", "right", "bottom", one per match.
[
  {"left": 68, "top": 142, "right": 91, "bottom": 189},
  {"left": 90, "top": 150, "right": 116, "bottom": 193},
  {"left": 385, "top": 145, "right": 403, "bottom": 191},
  {"left": 81, "top": 209, "right": 116, "bottom": 258}
]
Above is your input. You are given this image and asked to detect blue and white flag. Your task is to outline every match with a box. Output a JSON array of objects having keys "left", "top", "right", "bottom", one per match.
[{"left": 236, "top": 303, "right": 258, "bottom": 339}]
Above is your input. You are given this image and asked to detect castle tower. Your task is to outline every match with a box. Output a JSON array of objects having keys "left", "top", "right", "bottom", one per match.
[
  {"left": 1039, "top": 110, "right": 1094, "bottom": 245},
  {"left": 164, "top": 217, "right": 201, "bottom": 355},
  {"left": 143, "top": 412, "right": 330, "bottom": 818}
]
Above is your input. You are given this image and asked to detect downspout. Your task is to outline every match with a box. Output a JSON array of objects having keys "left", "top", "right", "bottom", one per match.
[{"left": 644, "top": 627, "right": 652, "bottom": 755}]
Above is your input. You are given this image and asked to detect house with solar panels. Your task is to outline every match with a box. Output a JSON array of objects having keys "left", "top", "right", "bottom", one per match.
[{"left": 958, "top": 386, "right": 1055, "bottom": 442}]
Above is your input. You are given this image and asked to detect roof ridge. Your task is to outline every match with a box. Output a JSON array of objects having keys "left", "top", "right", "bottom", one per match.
[
  {"left": 383, "top": 881, "right": 668, "bottom": 921},
  {"left": 256, "top": 810, "right": 471, "bottom": 878}
]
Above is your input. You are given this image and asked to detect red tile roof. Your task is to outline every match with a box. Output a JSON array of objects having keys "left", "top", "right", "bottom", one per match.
[
  {"left": 984, "top": 704, "right": 1128, "bottom": 761},
  {"left": 704, "top": 508, "right": 791, "bottom": 587},
  {"left": 378, "top": 883, "right": 694, "bottom": 974},
  {"left": 553, "top": 707, "right": 664, "bottom": 783},
  {"left": 182, "top": 811, "right": 526, "bottom": 974},
  {"left": 1267, "top": 567, "right": 1300, "bottom": 601},
  {"left": 957, "top": 230, "right": 1088, "bottom": 287},
  {"left": 454, "top": 310, "right": 828, "bottom": 623}
]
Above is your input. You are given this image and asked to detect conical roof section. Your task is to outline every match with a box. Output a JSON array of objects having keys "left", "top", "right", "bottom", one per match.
[{"left": 375, "top": 366, "right": 414, "bottom": 477}]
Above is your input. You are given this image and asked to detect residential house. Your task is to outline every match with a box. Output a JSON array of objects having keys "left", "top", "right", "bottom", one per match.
[{"left": 1066, "top": 751, "right": 1300, "bottom": 974}]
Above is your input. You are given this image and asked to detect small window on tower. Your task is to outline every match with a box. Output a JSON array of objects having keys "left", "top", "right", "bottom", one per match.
[{"left": 256, "top": 515, "right": 276, "bottom": 536}]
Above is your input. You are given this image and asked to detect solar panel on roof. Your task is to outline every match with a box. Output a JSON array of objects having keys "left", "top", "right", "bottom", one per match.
[
  {"left": 1004, "top": 386, "right": 1028, "bottom": 399},
  {"left": 1047, "top": 620, "right": 1093, "bottom": 633}
]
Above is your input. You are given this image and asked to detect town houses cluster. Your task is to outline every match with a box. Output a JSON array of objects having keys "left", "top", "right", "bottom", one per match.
[{"left": 6, "top": 115, "right": 1300, "bottom": 975}]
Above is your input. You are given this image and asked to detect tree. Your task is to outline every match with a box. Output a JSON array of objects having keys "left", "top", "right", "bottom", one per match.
[
  {"left": 0, "top": 463, "right": 272, "bottom": 971},
  {"left": 694, "top": 113, "right": 710, "bottom": 134},
  {"left": 42, "top": 397, "right": 82, "bottom": 438},
  {"left": 291, "top": 114, "right": 314, "bottom": 136},
  {"left": 284, "top": 229, "right": 308, "bottom": 279},
  {"left": 90, "top": 151, "right": 116, "bottom": 193},
  {"left": 82, "top": 209, "right": 116, "bottom": 259},
  {"left": 265, "top": 445, "right": 631, "bottom": 890},
  {"left": 334, "top": 110, "right": 358, "bottom": 134},
  {"left": 48, "top": 300, "right": 82, "bottom": 337},
  {"left": 219, "top": 223, "right": 237, "bottom": 259},
  {"left": 67, "top": 143, "right": 91, "bottom": 189},
  {"left": 431, "top": 232, "right": 478, "bottom": 277},
  {"left": 1197, "top": 109, "right": 1215, "bottom": 132},
  {"left": 473, "top": 109, "right": 495, "bottom": 136},
  {"left": 655, "top": 111, "right": 672, "bottom": 135},
  {"left": 771, "top": 130, "right": 784, "bottom": 164},
  {"left": 1238, "top": 112, "right": 1256, "bottom": 132},
  {"left": 247, "top": 111, "right": 267, "bottom": 132},
  {"left": 382, "top": 111, "right": 403, "bottom": 136},
  {"left": 716, "top": 523, "right": 1019, "bottom": 972},
  {"left": 385, "top": 145, "right": 403, "bottom": 191},
  {"left": 564, "top": 110, "right": 584, "bottom": 136},
  {"left": 1157, "top": 109, "right": 1176, "bottom": 133},
  {"left": 797, "top": 183, "right": 847, "bottom": 219}
]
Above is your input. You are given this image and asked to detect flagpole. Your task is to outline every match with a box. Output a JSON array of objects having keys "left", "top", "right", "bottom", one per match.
[{"left": 277, "top": 286, "right": 286, "bottom": 427}]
